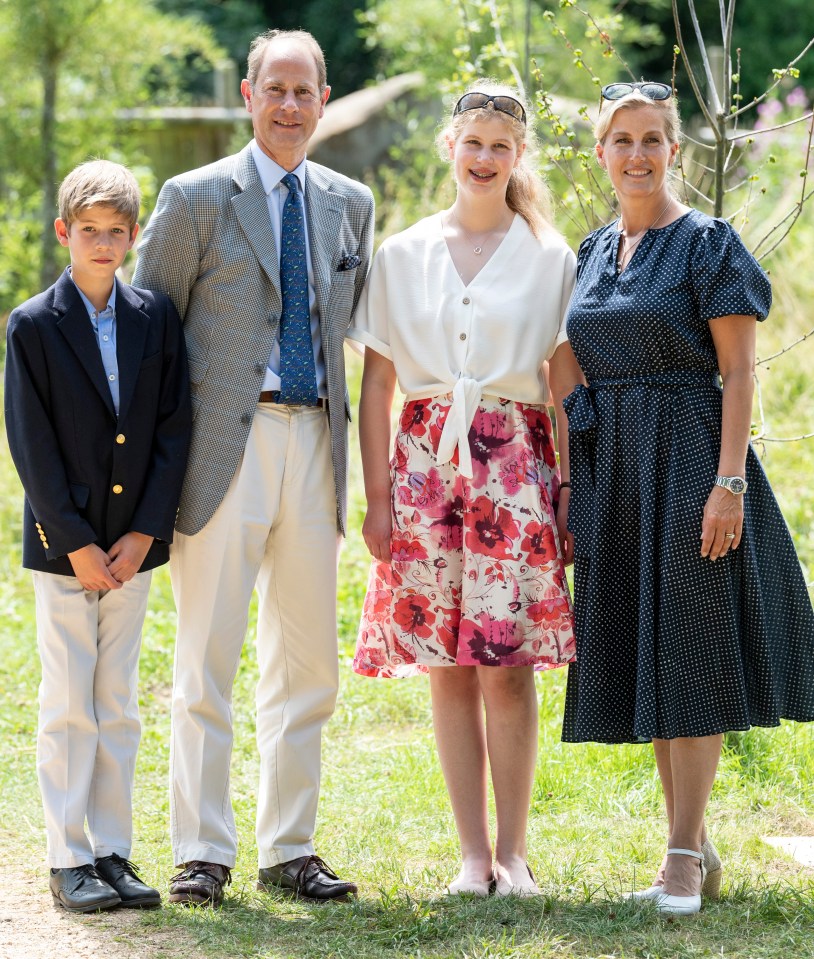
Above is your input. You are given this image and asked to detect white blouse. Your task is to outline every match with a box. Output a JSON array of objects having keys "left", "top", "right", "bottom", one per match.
[{"left": 347, "top": 211, "right": 576, "bottom": 478}]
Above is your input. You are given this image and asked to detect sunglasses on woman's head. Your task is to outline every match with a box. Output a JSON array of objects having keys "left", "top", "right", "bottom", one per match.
[
  {"left": 453, "top": 92, "right": 527, "bottom": 125},
  {"left": 601, "top": 81, "right": 673, "bottom": 102}
]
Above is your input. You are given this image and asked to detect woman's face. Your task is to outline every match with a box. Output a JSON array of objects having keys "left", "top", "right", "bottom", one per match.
[
  {"left": 596, "top": 103, "right": 678, "bottom": 201},
  {"left": 448, "top": 114, "right": 524, "bottom": 201}
]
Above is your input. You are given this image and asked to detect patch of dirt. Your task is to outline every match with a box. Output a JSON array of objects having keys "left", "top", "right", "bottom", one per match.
[{"left": 0, "top": 870, "right": 205, "bottom": 959}]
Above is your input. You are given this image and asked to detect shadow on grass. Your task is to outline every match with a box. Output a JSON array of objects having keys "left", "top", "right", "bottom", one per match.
[{"left": 134, "top": 878, "right": 814, "bottom": 959}]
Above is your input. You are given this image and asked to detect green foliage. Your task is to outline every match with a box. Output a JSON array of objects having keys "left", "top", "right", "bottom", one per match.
[
  {"left": 0, "top": 0, "right": 222, "bottom": 311},
  {"left": 360, "top": 0, "right": 666, "bottom": 97},
  {"left": 155, "top": 0, "right": 377, "bottom": 99},
  {"left": 358, "top": 0, "right": 464, "bottom": 88},
  {"left": 369, "top": 107, "right": 453, "bottom": 241},
  {"left": 627, "top": 0, "right": 814, "bottom": 109},
  {"left": 155, "top": 0, "right": 267, "bottom": 82}
]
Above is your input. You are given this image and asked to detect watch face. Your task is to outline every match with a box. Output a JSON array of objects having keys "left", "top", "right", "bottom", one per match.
[{"left": 729, "top": 477, "right": 746, "bottom": 494}]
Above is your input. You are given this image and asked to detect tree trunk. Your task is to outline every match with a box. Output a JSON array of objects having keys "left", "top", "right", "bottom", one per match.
[{"left": 39, "top": 49, "right": 59, "bottom": 289}]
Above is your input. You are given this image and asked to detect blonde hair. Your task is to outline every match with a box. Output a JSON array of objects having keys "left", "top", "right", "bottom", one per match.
[
  {"left": 594, "top": 90, "right": 682, "bottom": 145},
  {"left": 437, "top": 79, "right": 552, "bottom": 237},
  {"left": 247, "top": 29, "right": 327, "bottom": 93},
  {"left": 58, "top": 160, "right": 140, "bottom": 229}
]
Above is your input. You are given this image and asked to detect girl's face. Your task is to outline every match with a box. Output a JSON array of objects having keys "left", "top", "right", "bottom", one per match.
[
  {"left": 596, "top": 103, "right": 678, "bottom": 200},
  {"left": 448, "top": 115, "right": 524, "bottom": 200}
]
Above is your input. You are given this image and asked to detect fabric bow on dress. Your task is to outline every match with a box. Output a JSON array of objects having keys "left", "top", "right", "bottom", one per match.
[{"left": 563, "top": 384, "right": 597, "bottom": 558}]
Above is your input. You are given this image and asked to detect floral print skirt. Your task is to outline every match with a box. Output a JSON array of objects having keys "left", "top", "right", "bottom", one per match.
[{"left": 353, "top": 394, "right": 576, "bottom": 677}]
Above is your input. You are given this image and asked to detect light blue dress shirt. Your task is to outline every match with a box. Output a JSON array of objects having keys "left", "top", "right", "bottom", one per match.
[{"left": 70, "top": 270, "right": 120, "bottom": 415}]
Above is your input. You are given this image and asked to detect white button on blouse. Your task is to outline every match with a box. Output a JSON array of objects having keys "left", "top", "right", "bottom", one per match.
[{"left": 347, "top": 212, "right": 576, "bottom": 478}]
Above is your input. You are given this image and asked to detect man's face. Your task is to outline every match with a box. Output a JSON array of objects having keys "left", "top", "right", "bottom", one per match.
[{"left": 241, "top": 40, "right": 330, "bottom": 171}]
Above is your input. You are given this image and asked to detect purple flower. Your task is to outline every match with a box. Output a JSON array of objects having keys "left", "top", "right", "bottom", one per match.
[{"left": 786, "top": 86, "right": 809, "bottom": 109}]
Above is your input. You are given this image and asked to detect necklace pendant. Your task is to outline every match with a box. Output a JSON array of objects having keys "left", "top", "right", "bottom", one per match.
[{"left": 473, "top": 246, "right": 483, "bottom": 255}]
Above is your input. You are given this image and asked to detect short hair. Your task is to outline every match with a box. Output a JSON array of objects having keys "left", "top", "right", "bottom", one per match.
[
  {"left": 246, "top": 29, "right": 327, "bottom": 93},
  {"left": 58, "top": 160, "right": 140, "bottom": 229},
  {"left": 594, "top": 90, "right": 682, "bottom": 145}
]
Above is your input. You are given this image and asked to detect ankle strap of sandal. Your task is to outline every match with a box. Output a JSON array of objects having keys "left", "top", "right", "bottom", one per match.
[{"left": 666, "top": 847, "right": 703, "bottom": 860}]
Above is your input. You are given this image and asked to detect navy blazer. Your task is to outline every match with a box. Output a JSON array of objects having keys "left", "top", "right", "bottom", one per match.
[{"left": 4, "top": 268, "right": 191, "bottom": 576}]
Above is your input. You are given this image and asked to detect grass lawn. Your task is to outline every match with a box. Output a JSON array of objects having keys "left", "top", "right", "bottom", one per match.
[{"left": 1, "top": 319, "right": 812, "bottom": 957}]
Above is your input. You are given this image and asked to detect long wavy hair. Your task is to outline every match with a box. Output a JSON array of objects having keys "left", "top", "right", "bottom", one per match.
[{"left": 437, "top": 79, "right": 553, "bottom": 238}]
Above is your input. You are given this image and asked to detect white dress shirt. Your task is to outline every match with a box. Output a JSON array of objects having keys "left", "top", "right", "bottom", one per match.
[
  {"left": 347, "top": 212, "right": 576, "bottom": 478},
  {"left": 249, "top": 139, "right": 327, "bottom": 397}
]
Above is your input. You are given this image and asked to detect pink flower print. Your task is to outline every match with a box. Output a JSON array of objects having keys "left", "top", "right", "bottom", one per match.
[
  {"left": 391, "top": 442, "right": 409, "bottom": 478},
  {"left": 399, "top": 400, "right": 431, "bottom": 438},
  {"left": 482, "top": 561, "right": 510, "bottom": 585},
  {"left": 461, "top": 613, "right": 522, "bottom": 665},
  {"left": 527, "top": 594, "right": 572, "bottom": 625},
  {"left": 522, "top": 406, "right": 557, "bottom": 469},
  {"left": 499, "top": 448, "right": 539, "bottom": 496},
  {"left": 393, "top": 593, "right": 436, "bottom": 639},
  {"left": 465, "top": 495, "right": 520, "bottom": 560},
  {"left": 390, "top": 535, "right": 429, "bottom": 564},
  {"left": 429, "top": 402, "right": 451, "bottom": 453},
  {"left": 427, "top": 494, "right": 464, "bottom": 551},
  {"left": 468, "top": 408, "right": 515, "bottom": 485},
  {"left": 406, "top": 468, "right": 444, "bottom": 508},
  {"left": 521, "top": 520, "right": 559, "bottom": 567},
  {"left": 435, "top": 605, "right": 461, "bottom": 658}
]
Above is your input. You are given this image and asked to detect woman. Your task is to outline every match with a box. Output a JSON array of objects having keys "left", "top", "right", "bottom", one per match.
[
  {"left": 348, "top": 81, "right": 583, "bottom": 897},
  {"left": 557, "top": 81, "right": 814, "bottom": 915}
]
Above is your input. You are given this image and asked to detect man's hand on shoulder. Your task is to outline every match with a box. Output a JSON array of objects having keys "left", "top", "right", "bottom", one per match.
[
  {"left": 107, "top": 531, "right": 155, "bottom": 584},
  {"left": 68, "top": 543, "right": 122, "bottom": 591}
]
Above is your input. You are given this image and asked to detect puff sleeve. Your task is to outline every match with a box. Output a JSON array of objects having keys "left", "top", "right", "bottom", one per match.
[
  {"left": 345, "top": 244, "right": 392, "bottom": 359},
  {"left": 689, "top": 218, "right": 772, "bottom": 323}
]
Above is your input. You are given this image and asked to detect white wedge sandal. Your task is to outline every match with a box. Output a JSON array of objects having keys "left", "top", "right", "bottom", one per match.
[{"left": 654, "top": 848, "right": 706, "bottom": 916}]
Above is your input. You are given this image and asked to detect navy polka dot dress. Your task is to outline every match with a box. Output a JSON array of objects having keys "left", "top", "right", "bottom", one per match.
[{"left": 561, "top": 209, "right": 814, "bottom": 744}]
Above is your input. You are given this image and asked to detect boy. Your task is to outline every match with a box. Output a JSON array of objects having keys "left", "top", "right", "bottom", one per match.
[{"left": 4, "top": 160, "right": 191, "bottom": 912}]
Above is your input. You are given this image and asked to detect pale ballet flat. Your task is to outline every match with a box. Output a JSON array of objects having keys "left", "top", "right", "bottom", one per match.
[
  {"left": 446, "top": 873, "right": 494, "bottom": 897},
  {"left": 654, "top": 848, "right": 706, "bottom": 916},
  {"left": 494, "top": 864, "right": 541, "bottom": 898}
]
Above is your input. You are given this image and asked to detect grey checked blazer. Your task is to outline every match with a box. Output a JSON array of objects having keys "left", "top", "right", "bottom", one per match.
[{"left": 133, "top": 144, "right": 374, "bottom": 536}]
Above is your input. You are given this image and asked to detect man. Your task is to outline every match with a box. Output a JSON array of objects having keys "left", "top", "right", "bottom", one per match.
[{"left": 133, "top": 28, "right": 374, "bottom": 906}]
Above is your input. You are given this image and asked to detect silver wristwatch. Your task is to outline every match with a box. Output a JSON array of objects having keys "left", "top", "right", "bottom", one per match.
[{"left": 715, "top": 475, "right": 748, "bottom": 495}]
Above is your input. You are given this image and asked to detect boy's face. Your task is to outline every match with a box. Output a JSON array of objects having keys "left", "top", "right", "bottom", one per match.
[{"left": 54, "top": 205, "right": 138, "bottom": 289}]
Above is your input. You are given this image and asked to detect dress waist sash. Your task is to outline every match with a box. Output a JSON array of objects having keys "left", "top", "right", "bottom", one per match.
[
  {"left": 562, "top": 370, "right": 721, "bottom": 557},
  {"left": 589, "top": 370, "right": 721, "bottom": 390}
]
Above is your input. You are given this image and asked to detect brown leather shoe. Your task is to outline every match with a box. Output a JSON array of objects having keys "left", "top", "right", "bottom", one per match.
[
  {"left": 168, "top": 861, "right": 232, "bottom": 907},
  {"left": 257, "top": 855, "right": 357, "bottom": 902}
]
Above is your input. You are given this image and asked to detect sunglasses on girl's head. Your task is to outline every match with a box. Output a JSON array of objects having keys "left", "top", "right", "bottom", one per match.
[
  {"left": 453, "top": 92, "right": 527, "bottom": 125},
  {"left": 601, "top": 81, "right": 673, "bottom": 102}
]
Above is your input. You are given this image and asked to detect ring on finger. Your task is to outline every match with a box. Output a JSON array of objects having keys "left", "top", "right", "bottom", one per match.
[{"left": 724, "top": 532, "right": 736, "bottom": 539}]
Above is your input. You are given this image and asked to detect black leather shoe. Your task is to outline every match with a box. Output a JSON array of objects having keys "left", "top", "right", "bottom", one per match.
[
  {"left": 95, "top": 854, "right": 161, "bottom": 908},
  {"left": 168, "top": 861, "right": 232, "bottom": 907},
  {"left": 257, "top": 855, "right": 357, "bottom": 902},
  {"left": 50, "top": 865, "right": 121, "bottom": 913}
]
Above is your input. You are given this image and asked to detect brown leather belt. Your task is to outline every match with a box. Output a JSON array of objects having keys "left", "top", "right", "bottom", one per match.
[{"left": 258, "top": 390, "right": 326, "bottom": 409}]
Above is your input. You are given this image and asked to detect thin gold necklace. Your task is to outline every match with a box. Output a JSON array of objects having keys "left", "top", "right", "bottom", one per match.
[
  {"left": 617, "top": 197, "right": 673, "bottom": 272},
  {"left": 450, "top": 210, "right": 510, "bottom": 256}
]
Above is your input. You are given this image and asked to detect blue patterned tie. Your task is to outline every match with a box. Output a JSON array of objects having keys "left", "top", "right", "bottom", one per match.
[{"left": 277, "top": 172, "right": 318, "bottom": 405}]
